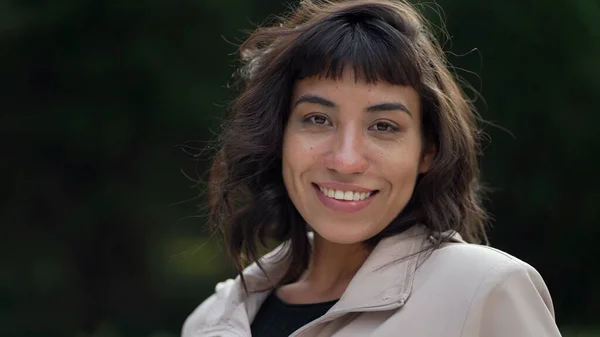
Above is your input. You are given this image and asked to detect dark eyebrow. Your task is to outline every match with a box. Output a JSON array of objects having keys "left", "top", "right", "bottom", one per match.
[
  {"left": 293, "top": 94, "right": 336, "bottom": 108},
  {"left": 366, "top": 103, "right": 412, "bottom": 117},
  {"left": 294, "top": 94, "right": 412, "bottom": 118}
]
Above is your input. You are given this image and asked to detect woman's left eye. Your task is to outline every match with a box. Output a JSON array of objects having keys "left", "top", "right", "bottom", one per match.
[{"left": 370, "top": 121, "right": 400, "bottom": 133}]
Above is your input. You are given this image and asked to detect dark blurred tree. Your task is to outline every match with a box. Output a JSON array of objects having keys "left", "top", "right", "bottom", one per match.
[
  {"left": 1, "top": 0, "right": 256, "bottom": 335},
  {"left": 0, "top": 0, "right": 598, "bottom": 336}
]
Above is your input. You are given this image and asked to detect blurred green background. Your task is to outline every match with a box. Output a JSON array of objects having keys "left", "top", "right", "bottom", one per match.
[{"left": 1, "top": 0, "right": 598, "bottom": 336}]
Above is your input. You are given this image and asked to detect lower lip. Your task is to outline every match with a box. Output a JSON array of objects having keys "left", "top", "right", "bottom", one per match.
[{"left": 313, "top": 184, "right": 376, "bottom": 213}]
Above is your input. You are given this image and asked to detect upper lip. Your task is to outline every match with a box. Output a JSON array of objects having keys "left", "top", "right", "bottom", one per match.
[{"left": 313, "top": 182, "right": 377, "bottom": 193}]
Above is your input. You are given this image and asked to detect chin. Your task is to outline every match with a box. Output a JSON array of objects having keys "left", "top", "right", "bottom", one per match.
[{"left": 310, "top": 221, "right": 379, "bottom": 245}]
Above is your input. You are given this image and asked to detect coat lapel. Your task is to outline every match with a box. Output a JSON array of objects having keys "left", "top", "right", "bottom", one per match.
[{"left": 192, "top": 225, "right": 463, "bottom": 336}]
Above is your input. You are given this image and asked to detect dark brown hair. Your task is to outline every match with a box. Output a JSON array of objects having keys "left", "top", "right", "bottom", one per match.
[{"left": 208, "top": 0, "right": 488, "bottom": 287}]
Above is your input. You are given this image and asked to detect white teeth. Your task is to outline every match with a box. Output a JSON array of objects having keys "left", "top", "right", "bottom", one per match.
[{"left": 318, "top": 186, "right": 372, "bottom": 201}]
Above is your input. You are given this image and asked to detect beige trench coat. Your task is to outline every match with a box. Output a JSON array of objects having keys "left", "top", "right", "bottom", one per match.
[{"left": 182, "top": 226, "right": 562, "bottom": 337}]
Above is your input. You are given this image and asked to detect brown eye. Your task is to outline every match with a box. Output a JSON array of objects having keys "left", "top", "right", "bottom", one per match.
[
  {"left": 370, "top": 121, "right": 400, "bottom": 133},
  {"left": 307, "top": 114, "right": 330, "bottom": 125}
]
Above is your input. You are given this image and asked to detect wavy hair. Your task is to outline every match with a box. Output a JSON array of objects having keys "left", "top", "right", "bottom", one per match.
[{"left": 208, "top": 0, "right": 488, "bottom": 287}]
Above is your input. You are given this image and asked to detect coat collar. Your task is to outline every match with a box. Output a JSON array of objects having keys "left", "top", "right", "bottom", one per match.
[{"left": 194, "top": 225, "right": 464, "bottom": 334}]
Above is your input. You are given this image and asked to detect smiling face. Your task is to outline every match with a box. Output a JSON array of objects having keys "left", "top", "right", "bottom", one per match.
[{"left": 282, "top": 69, "right": 436, "bottom": 244}]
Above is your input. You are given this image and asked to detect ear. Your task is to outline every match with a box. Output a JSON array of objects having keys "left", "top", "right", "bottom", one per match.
[{"left": 418, "top": 142, "right": 437, "bottom": 174}]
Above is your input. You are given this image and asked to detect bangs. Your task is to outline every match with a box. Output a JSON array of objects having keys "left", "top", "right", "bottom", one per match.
[{"left": 288, "top": 9, "right": 422, "bottom": 87}]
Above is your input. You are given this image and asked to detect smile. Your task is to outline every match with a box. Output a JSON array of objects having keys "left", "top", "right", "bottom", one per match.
[
  {"left": 312, "top": 183, "right": 378, "bottom": 213},
  {"left": 317, "top": 186, "right": 373, "bottom": 201}
]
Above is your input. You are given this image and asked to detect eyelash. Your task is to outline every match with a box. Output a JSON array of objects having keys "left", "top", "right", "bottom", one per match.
[
  {"left": 303, "top": 114, "right": 401, "bottom": 133},
  {"left": 370, "top": 121, "right": 401, "bottom": 133},
  {"left": 305, "top": 114, "right": 331, "bottom": 126}
]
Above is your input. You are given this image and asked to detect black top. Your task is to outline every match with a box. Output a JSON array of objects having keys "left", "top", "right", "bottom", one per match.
[{"left": 250, "top": 292, "right": 338, "bottom": 337}]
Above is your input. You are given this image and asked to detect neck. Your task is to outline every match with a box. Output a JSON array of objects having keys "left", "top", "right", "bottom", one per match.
[
  {"left": 275, "top": 232, "right": 374, "bottom": 304},
  {"left": 303, "top": 232, "right": 372, "bottom": 293}
]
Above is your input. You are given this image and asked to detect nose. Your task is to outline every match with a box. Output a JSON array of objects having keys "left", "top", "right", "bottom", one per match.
[{"left": 325, "top": 124, "right": 369, "bottom": 175}]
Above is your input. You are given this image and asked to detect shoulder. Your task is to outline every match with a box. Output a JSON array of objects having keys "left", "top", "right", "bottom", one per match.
[
  {"left": 409, "top": 242, "right": 559, "bottom": 335},
  {"left": 429, "top": 241, "right": 539, "bottom": 279},
  {"left": 181, "top": 279, "right": 239, "bottom": 337},
  {"left": 182, "top": 244, "right": 290, "bottom": 336},
  {"left": 428, "top": 244, "right": 560, "bottom": 336},
  {"left": 415, "top": 242, "right": 551, "bottom": 306},
  {"left": 420, "top": 242, "right": 555, "bottom": 315}
]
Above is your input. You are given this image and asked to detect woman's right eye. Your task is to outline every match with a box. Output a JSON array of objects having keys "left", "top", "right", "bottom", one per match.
[{"left": 306, "top": 114, "right": 330, "bottom": 125}]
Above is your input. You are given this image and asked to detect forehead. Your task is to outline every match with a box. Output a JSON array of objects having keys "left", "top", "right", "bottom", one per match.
[{"left": 292, "top": 69, "right": 420, "bottom": 112}]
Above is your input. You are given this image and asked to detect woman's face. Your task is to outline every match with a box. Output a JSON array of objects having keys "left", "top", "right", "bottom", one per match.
[{"left": 282, "top": 69, "right": 435, "bottom": 244}]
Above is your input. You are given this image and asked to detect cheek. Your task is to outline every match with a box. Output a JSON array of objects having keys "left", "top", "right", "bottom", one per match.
[
  {"left": 282, "top": 132, "right": 320, "bottom": 171},
  {"left": 374, "top": 143, "right": 422, "bottom": 185},
  {"left": 281, "top": 133, "right": 294, "bottom": 181},
  {"left": 282, "top": 133, "right": 311, "bottom": 194}
]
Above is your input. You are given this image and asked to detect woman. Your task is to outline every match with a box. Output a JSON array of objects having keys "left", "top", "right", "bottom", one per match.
[{"left": 183, "top": 0, "right": 562, "bottom": 336}]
